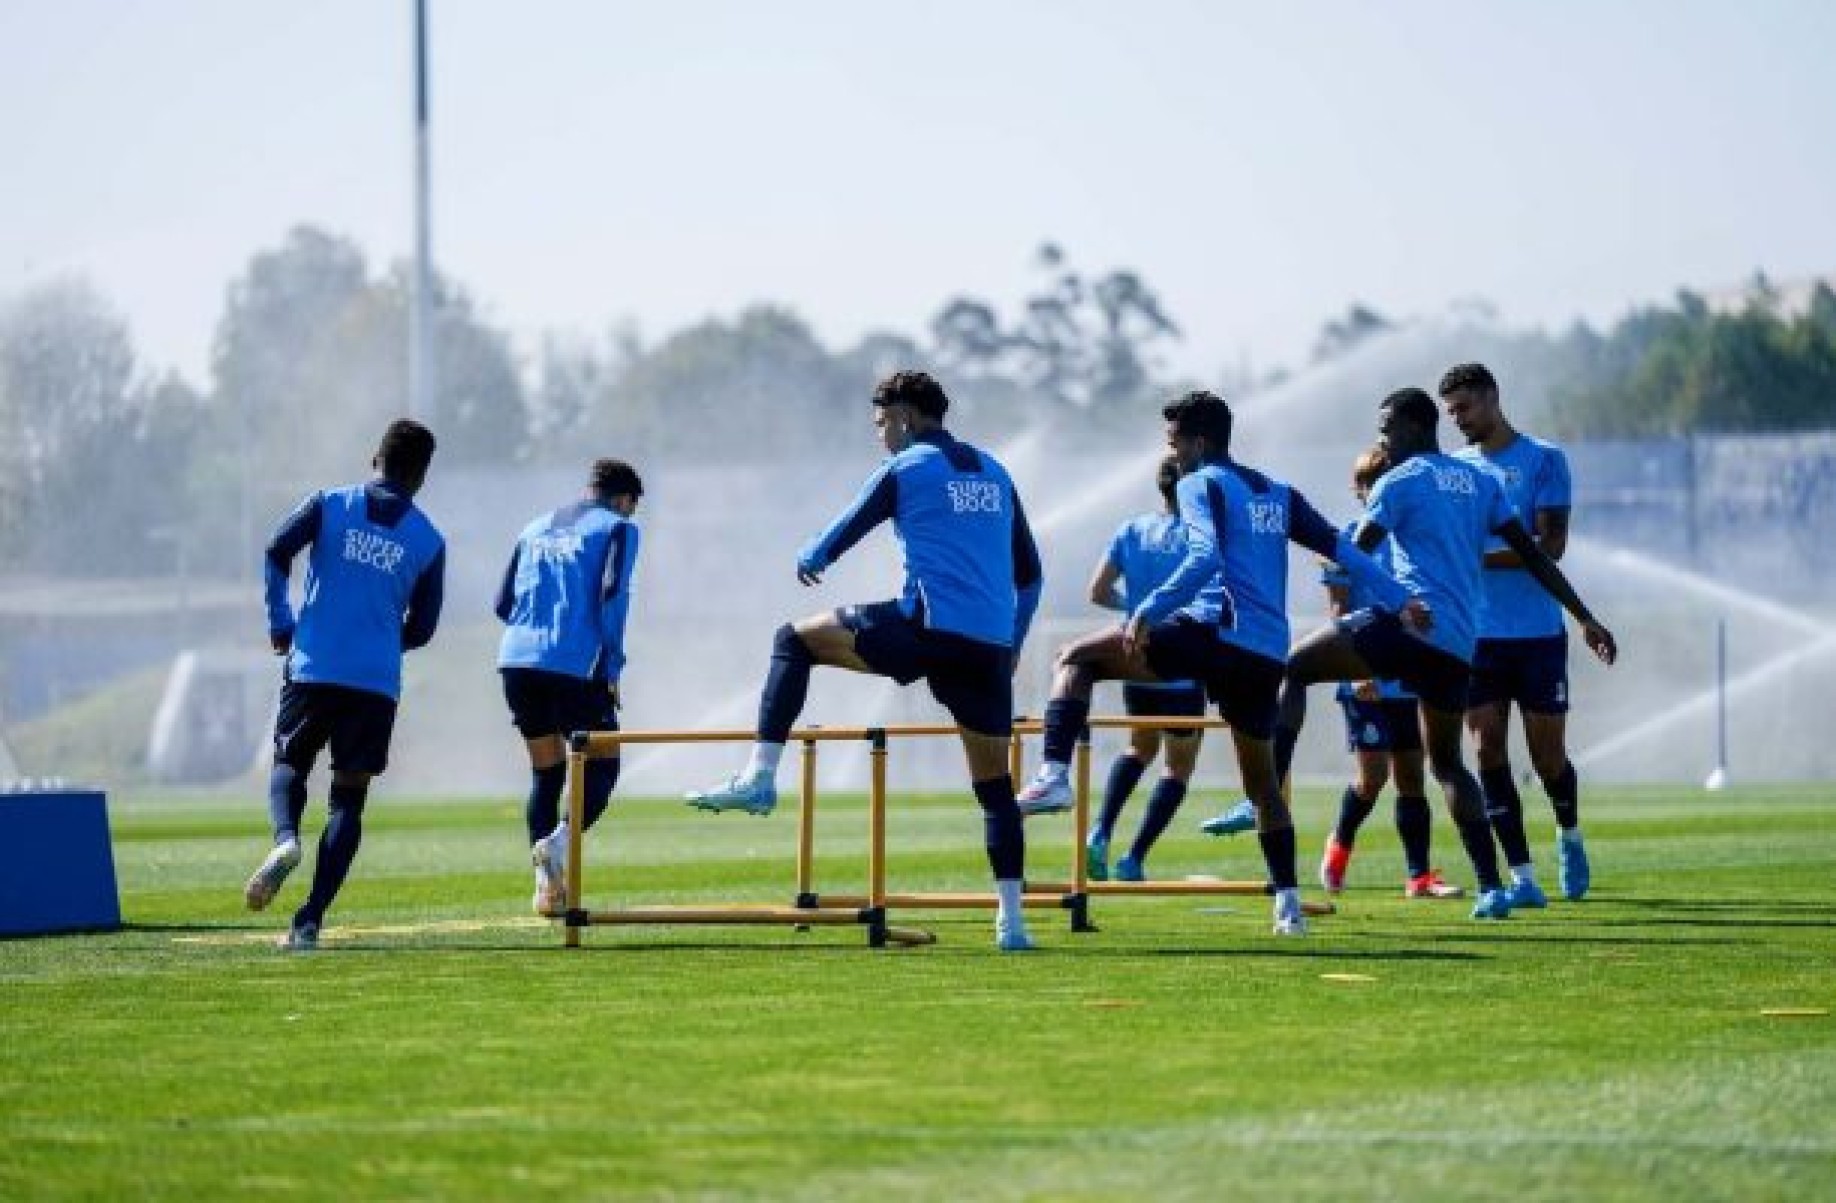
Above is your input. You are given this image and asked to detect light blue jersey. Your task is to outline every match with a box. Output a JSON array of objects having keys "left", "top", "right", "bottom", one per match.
[
  {"left": 1134, "top": 459, "right": 1409, "bottom": 663},
  {"left": 1106, "top": 512, "right": 1195, "bottom": 690},
  {"left": 1362, "top": 453, "right": 1518, "bottom": 664},
  {"left": 264, "top": 481, "right": 446, "bottom": 701},
  {"left": 495, "top": 500, "right": 641, "bottom": 682},
  {"left": 1322, "top": 521, "right": 1414, "bottom": 702},
  {"left": 1456, "top": 434, "right": 1572, "bottom": 640},
  {"left": 799, "top": 430, "right": 1043, "bottom": 649}
]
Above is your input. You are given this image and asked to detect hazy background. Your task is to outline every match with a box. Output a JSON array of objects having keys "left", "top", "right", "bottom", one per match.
[{"left": 2, "top": 0, "right": 1833, "bottom": 802}]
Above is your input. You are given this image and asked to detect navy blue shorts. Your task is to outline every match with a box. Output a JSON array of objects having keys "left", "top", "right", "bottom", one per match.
[
  {"left": 501, "top": 667, "right": 619, "bottom": 741},
  {"left": 1468, "top": 634, "right": 1570, "bottom": 714},
  {"left": 1122, "top": 682, "right": 1207, "bottom": 737},
  {"left": 1341, "top": 610, "right": 1472, "bottom": 715},
  {"left": 273, "top": 679, "right": 398, "bottom": 775},
  {"left": 1141, "top": 619, "right": 1285, "bottom": 740},
  {"left": 1339, "top": 696, "right": 1423, "bottom": 753},
  {"left": 840, "top": 601, "right": 1014, "bottom": 737}
]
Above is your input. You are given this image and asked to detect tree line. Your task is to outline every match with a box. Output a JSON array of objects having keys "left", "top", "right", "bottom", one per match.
[{"left": 2, "top": 227, "right": 1831, "bottom": 579}]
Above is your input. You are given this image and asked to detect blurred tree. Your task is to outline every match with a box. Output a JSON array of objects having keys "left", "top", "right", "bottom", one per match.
[
  {"left": 1311, "top": 304, "right": 1393, "bottom": 362},
  {"left": 206, "top": 226, "right": 527, "bottom": 556},
  {"left": 0, "top": 281, "right": 204, "bottom": 574},
  {"left": 1547, "top": 280, "right": 1836, "bottom": 436},
  {"left": 927, "top": 243, "right": 1180, "bottom": 414}
]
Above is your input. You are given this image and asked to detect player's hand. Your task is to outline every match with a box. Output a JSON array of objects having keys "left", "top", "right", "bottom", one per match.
[
  {"left": 1399, "top": 598, "right": 1433, "bottom": 635},
  {"left": 1352, "top": 680, "right": 1381, "bottom": 703},
  {"left": 1583, "top": 620, "right": 1618, "bottom": 666},
  {"left": 796, "top": 552, "right": 824, "bottom": 587},
  {"left": 1121, "top": 615, "right": 1150, "bottom": 662},
  {"left": 269, "top": 629, "right": 293, "bottom": 656},
  {"left": 606, "top": 680, "right": 622, "bottom": 711}
]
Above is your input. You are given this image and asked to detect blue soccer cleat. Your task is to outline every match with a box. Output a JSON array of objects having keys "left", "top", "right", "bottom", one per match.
[
  {"left": 1199, "top": 799, "right": 1257, "bottom": 837},
  {"left": 278, "top": 918, "right": 320, "bottom": 950},
  {"left": 1557, "top": 831, "right": 1591, "bottom": 901},
  {"left": 1509, "top": 877, "right": 1549, "bottom": 909},
  {"left": 1114, "top": 853, "right": 1145, "bottom": 882},
  {"left": 1470, "top": 888, "right": 1515, "bottom": 920},
  {"left": 1085, "top": 835, "right": 1109, "bottom": 883},
  {"left": 686, "top": 771, "right": 777, "bottom": 816}
]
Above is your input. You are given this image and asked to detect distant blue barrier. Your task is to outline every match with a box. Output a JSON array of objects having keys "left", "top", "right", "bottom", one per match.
[{"left": 0, "top": 788, "right": 121, "bottom": 937}]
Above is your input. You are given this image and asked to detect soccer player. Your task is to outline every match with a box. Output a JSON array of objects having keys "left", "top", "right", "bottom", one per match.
[
  {"left": 1015, "top": 390, "right": 1424, "bottom": 937},
  {"left": 243, "top": 420, "right": 446, "bottom": 950},
  {"left": 1270, "top": 388, "right": 1616, "bottom": 921},
  {"left": 1442, "top": 362, "right": 1590, "bottom": 902},
  {"left": 1316, "top": 445, "right": 1460, "bottom": 900},
  {"left": 495, "top": 459, "right": 644, "bottom": 915},
  {"left": 1083, "top": 455, "right": 1241, "bottom": 884},
  {"left": 685, "top": 371, "right": 1045, "bottom": 952}
]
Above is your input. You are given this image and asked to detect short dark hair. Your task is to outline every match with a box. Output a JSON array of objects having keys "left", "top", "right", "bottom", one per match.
[
  {"left": 1156, "top": 454, "right": 1182, "bottom": 512},
  {"left": 1382, "top": 387, "right": 1440, "bottom": 432},
  {"left": 1438, "top": 362, "right": 1498, "bottom": 396},
  {"left": 376, "top": 419, "right": 436, "bottom": 482},
  {"left": 1161, "top": 390, "right": 1233, "bottom": 452},
  {"left": 873, "top": 370, "right": 950, "bottom": 420},
  {"left": 590, "top": 458, "right": 643, "bottom": 500}
]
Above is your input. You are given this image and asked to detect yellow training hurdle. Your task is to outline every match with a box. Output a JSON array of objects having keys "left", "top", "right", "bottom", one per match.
[
  {"left": 797, "top": 716, "right": 1333, "bottom": 927},
  {"left": 558, "top": 716, "right": 1329, "bottom": 949}
]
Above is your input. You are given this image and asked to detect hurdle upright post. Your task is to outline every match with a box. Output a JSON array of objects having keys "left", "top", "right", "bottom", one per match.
[
  {"left": 563, "top": 733, "right": 589, "bottom": 949},
  {"left": 1069, "top": 728, "right": 1095, "bottom": 932},
  {"left": 866, "top": 728, "right": 889, "bottom": 947},
  {"left": 795, "top": 738, "right": 819, "bottom": 906}
]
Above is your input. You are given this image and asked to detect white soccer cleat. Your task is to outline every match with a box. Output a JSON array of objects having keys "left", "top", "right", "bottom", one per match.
[
  {"left": 1272, "top": 892, "right": 1309, "bottom": 937},
  {"left": 244, "top": 838, "right": 302, "bottom": 912},
  {"left": 686, "top": 771, "right": 778, "bottom": 816},
  {"left": 995, "top": 915, "right": 1036, "bottom": 952},
  {"left": 1016, "top": 769, "right": 1073, "bottom": 817},
  {"left": 531, "top": 833, "right": 566, "bottom": 915}
]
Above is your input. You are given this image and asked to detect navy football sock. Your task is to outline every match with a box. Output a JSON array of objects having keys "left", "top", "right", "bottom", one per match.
[
  {"left": 1334, "top": 784, "right": 1379, "bottom": 847},
  {"left": 525, "top": 763, "right": 566, "bottom": 844},
  {"left": 1394, "top": 793, "right": 1433, "bottom": 879},
  {"left": 1480, "top": 764, "right": 1532, "bottom": 866},
  {"left": 296, "top": 782, "right": 368, "bottom": 926},
  {"left": 1257, "top": 823, "right": 1299, "bottom": 891},
  {"left": 1042, "top": 698, "right": 1089, "bottom": 767},
  {"left": 267, "top": 763, "right": 308, "bottom": 843},
  {"left": 1127, "top": 777, "right": 1188, "bottom": 863},
  {"left": 1545, "top": 761, "right": 1580, "bottom": 831},
  {"left": 1449, "top": 769, "right": 1503, "bottom": 892},
  {"left": 1096, "top": 754, "right": 1146, "bottom": 841},
  {"left": 757, "top": 624, "right": 814, "bottom": 745},
  {"left": 583, "top": 757, "right": 621, "bottom": 830},
  {"left": 973, "top": 776, "right": 1025, "bottom": 881}
]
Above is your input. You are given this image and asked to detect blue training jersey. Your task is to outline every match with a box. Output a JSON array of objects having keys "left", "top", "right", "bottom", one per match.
[
  {"left": 799, "top": 429, "right": 1043, "bottom": 649},
  {"left": 264, "top": 480, "right": 446, "bottom": 701},
  {"left": 495, "top": 500, "right": 641, "bottom": 681},
  {"left": 1322, "top": 520, "right": 1414, "bottom": 702},
  {"left": 1106, "top": 512, "right": 1195, "bottom": 690},
  {"left": 1134, "top": 459, "right": 1410, "bottom": 663},
  {"left": 1455, "top": 434, "right": 1572, "bottom": 640},
  {"left": 1362, "top": 452, "right": 1518, "bottom": 664}
]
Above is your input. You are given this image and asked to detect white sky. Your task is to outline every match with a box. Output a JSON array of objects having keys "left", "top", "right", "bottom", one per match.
[{"left": 4, "top": 0, "right": 1834, "bottom": 385}]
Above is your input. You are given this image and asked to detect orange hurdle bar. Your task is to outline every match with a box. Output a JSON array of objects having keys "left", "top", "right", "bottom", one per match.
[{"left": 561, "top": 725, "right": 946, "bottom": 949}]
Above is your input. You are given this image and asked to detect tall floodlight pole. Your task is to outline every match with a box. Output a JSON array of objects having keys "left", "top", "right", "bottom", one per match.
[{"left": 408, "top": 0, "right": 434, "bottom": 422}]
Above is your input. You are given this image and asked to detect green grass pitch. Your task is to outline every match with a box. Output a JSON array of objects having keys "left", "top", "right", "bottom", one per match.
[{"left": 3, "top": 784, "right": 1834, "bottom": 1201}]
